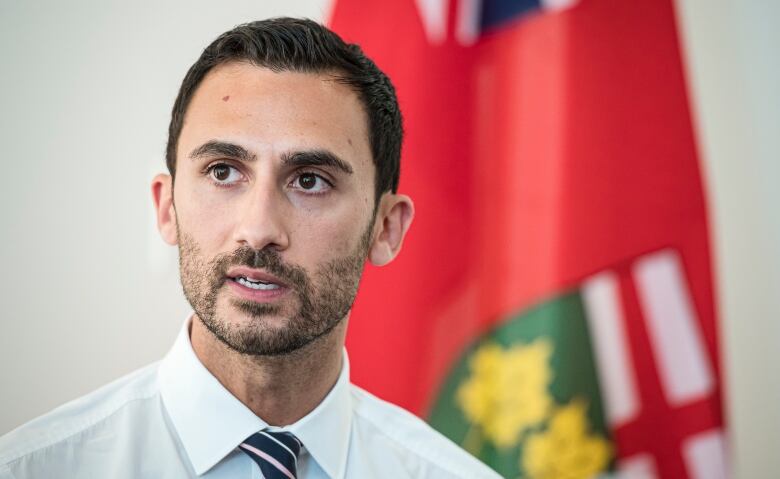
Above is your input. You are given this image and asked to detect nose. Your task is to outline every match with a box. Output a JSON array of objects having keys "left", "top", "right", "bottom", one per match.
[{"left": 232, "top": 180, "right": 290, "bottom": 251}]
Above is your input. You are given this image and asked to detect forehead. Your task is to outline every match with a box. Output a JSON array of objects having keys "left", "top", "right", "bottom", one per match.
[{"left": 179, "top": 62, "right": 371, "bottom": 169}]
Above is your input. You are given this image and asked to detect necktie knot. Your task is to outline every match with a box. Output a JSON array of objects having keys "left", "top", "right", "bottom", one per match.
[{"left": 239, "top": 430, "right": 302, "bottom": 479}]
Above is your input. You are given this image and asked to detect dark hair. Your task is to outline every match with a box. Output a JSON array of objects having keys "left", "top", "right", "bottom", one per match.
[{"left": 166, "top": 17, "right": 402, "bottom": 202}]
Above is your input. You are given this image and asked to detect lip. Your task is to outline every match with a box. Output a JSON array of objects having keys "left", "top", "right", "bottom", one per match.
[
  {"left": 225, "top": 267, "right": 290, "bottom": 303},
  {"left": 226, "top": 267, "right": 289, "bottom": 288}
]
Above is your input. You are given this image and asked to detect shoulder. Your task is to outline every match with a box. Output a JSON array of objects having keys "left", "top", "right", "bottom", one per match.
[
  {"left": 349, "top": 385, "right": 501, "bottom": 479},
  {"left": 0, "top": 361, "right": 161, "bottom": 468}
]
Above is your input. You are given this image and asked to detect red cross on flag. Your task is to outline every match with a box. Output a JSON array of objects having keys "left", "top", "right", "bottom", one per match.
[{"left": 330, "top": 0, "right": 727, "bottom": 477}]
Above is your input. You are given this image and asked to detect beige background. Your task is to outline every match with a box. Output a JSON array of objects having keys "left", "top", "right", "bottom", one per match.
[{"left": 0, "top": 0, "right": 777, "bottom": 477}]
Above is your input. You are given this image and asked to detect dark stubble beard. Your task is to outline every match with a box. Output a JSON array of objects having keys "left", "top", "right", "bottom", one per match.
[{"left": 177, "top": 220, "right": 373, "bottom": 356}]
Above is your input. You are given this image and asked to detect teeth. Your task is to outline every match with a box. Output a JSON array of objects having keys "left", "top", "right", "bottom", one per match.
[
  {"left": 236, "top": 277, "right": 279, "bottom": 290},
  {"left": 238, "top": 275, "right": 267, "bottom": 284}
]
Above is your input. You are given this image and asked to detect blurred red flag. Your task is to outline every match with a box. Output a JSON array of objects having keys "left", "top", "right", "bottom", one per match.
[{"left": 331, "top": 0, "right": 727, "bottom": 477}]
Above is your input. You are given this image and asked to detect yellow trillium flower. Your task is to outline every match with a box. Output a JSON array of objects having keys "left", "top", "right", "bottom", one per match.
[
  {"left": 456, "top": 339, "right": 554, "bottom": 447},
  {"left": 522, "top": 399, "right": 611, "bottom": 479}
]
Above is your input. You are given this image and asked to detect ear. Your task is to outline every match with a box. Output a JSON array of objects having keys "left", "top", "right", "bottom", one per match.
[
  {"left": 368, "top": 193, "right": 415, "bottom": 266},
  {"left": 151, "top": 173, "right": 178, "bottom": 246}
]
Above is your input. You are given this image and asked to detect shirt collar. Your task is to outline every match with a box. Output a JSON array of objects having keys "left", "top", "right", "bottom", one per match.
[
  {"left": 286, "top": 347, "right": 352, "bottom": 479},
  {"left": 159, "top": 314, "right": 352, "bottom": 478}
]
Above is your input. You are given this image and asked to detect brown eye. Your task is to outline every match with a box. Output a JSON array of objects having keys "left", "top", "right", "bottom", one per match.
[
  {"left": 208, "top": 164, "right": 242, "bottom": 185},
  {"left": 212, "top": 165, "right": 230, "bottom": 181},
  {"left": 291, "top": 172, "right": 330, "bottom": 193},
  {"left": 299, "top": 173, "right": 317, "bottom": 190}
]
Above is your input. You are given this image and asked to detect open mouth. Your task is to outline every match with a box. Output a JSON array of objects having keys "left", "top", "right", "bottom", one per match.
[
  {"left": 232, "top": 276, "right": 281, "bottom": 291},
  {"left": 225, "top": 267, "right": 289, "bottom": 299}
]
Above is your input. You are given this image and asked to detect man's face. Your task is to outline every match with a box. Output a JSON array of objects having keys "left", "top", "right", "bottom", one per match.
[{"left": 169, "top": 62, "right": 378, "bottom": 356}]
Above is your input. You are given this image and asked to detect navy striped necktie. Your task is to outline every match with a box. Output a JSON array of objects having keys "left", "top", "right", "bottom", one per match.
[{"left": 238, "top": 430, "right": 302, "bottom": 479}]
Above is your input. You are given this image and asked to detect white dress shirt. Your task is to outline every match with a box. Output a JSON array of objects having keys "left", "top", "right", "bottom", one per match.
[{"left": 0, "top": 315, "right": 500, "bottom": 479}]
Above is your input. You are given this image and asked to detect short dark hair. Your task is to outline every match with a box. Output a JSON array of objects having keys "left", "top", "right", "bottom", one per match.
[{"left": 166, "top": 17, "right": 403, "bottom": 202}]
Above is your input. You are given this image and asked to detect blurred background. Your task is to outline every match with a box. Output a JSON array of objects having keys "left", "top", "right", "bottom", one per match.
[{"left": 0, "top": 0, "right": 777, "bottom": 477}]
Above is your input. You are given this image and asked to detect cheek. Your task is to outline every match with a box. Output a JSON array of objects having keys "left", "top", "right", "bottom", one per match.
[
  {"left": 174, "top": 189, "right": 235, "bottom": 245},
  {"left": 292, "top": 209, "right": 368, "bottom": 256}
]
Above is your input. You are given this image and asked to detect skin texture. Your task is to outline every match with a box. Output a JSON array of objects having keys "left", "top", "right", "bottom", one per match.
[{"left": 151, "top": 62, "right": 414, "bottom": 426}]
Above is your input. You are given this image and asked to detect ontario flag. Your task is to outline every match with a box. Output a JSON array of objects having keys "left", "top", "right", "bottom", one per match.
[{"left": 330, "top": 0, "right": 727, "bottom": 478}]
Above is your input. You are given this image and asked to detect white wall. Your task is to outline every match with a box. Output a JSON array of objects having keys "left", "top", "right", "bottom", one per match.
[
  {"left": 675, "top": 0, "right": 780, "bottom": 477},
  {"left": 0, "top": 1, "right": 777, "bottom": 477}
]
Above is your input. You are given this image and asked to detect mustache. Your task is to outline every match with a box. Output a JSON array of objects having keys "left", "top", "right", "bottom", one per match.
[{"left": 212, "top": 246, "right": 309, "bottom": 290}]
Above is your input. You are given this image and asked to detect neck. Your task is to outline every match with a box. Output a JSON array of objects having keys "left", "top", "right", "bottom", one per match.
[{"left": 190, "top": 315, "right": 347, "bottom": 426}]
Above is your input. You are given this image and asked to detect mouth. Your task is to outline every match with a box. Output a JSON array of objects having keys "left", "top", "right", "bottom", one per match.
[
  {"left": 225, "top": 267, "right": 289, "bottom": 300},
  {"left": 231, "top": 276, "right": 281, "bottom": 291}
]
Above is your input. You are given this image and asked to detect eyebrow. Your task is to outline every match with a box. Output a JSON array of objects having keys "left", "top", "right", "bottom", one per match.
[
  {"left": 189, "top": 140, "right": 354, "bottom": 176},
  {"left": 189, "top": 140, "right": 255, "bottom": 162},
  {"left": 281, "top": 150, "right": 354, "bottom": 175}
]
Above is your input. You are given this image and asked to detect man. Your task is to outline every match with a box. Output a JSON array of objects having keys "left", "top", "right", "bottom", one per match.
[{"left": 0, "top": 18, "right": 500, "bottom": 479}]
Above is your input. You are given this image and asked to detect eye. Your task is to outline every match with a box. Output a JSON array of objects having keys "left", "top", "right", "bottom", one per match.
[
  {"left": 207, "top": 163, "right": 243, "bottom": 186},
  {"left": 291, "top": 172, "right": 332, "bottom": 193}
]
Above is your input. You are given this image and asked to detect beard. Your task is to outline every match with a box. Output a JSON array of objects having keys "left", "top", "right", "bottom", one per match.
[{"left": 177, "top": 222, "right": 372, "bottom": 356}]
